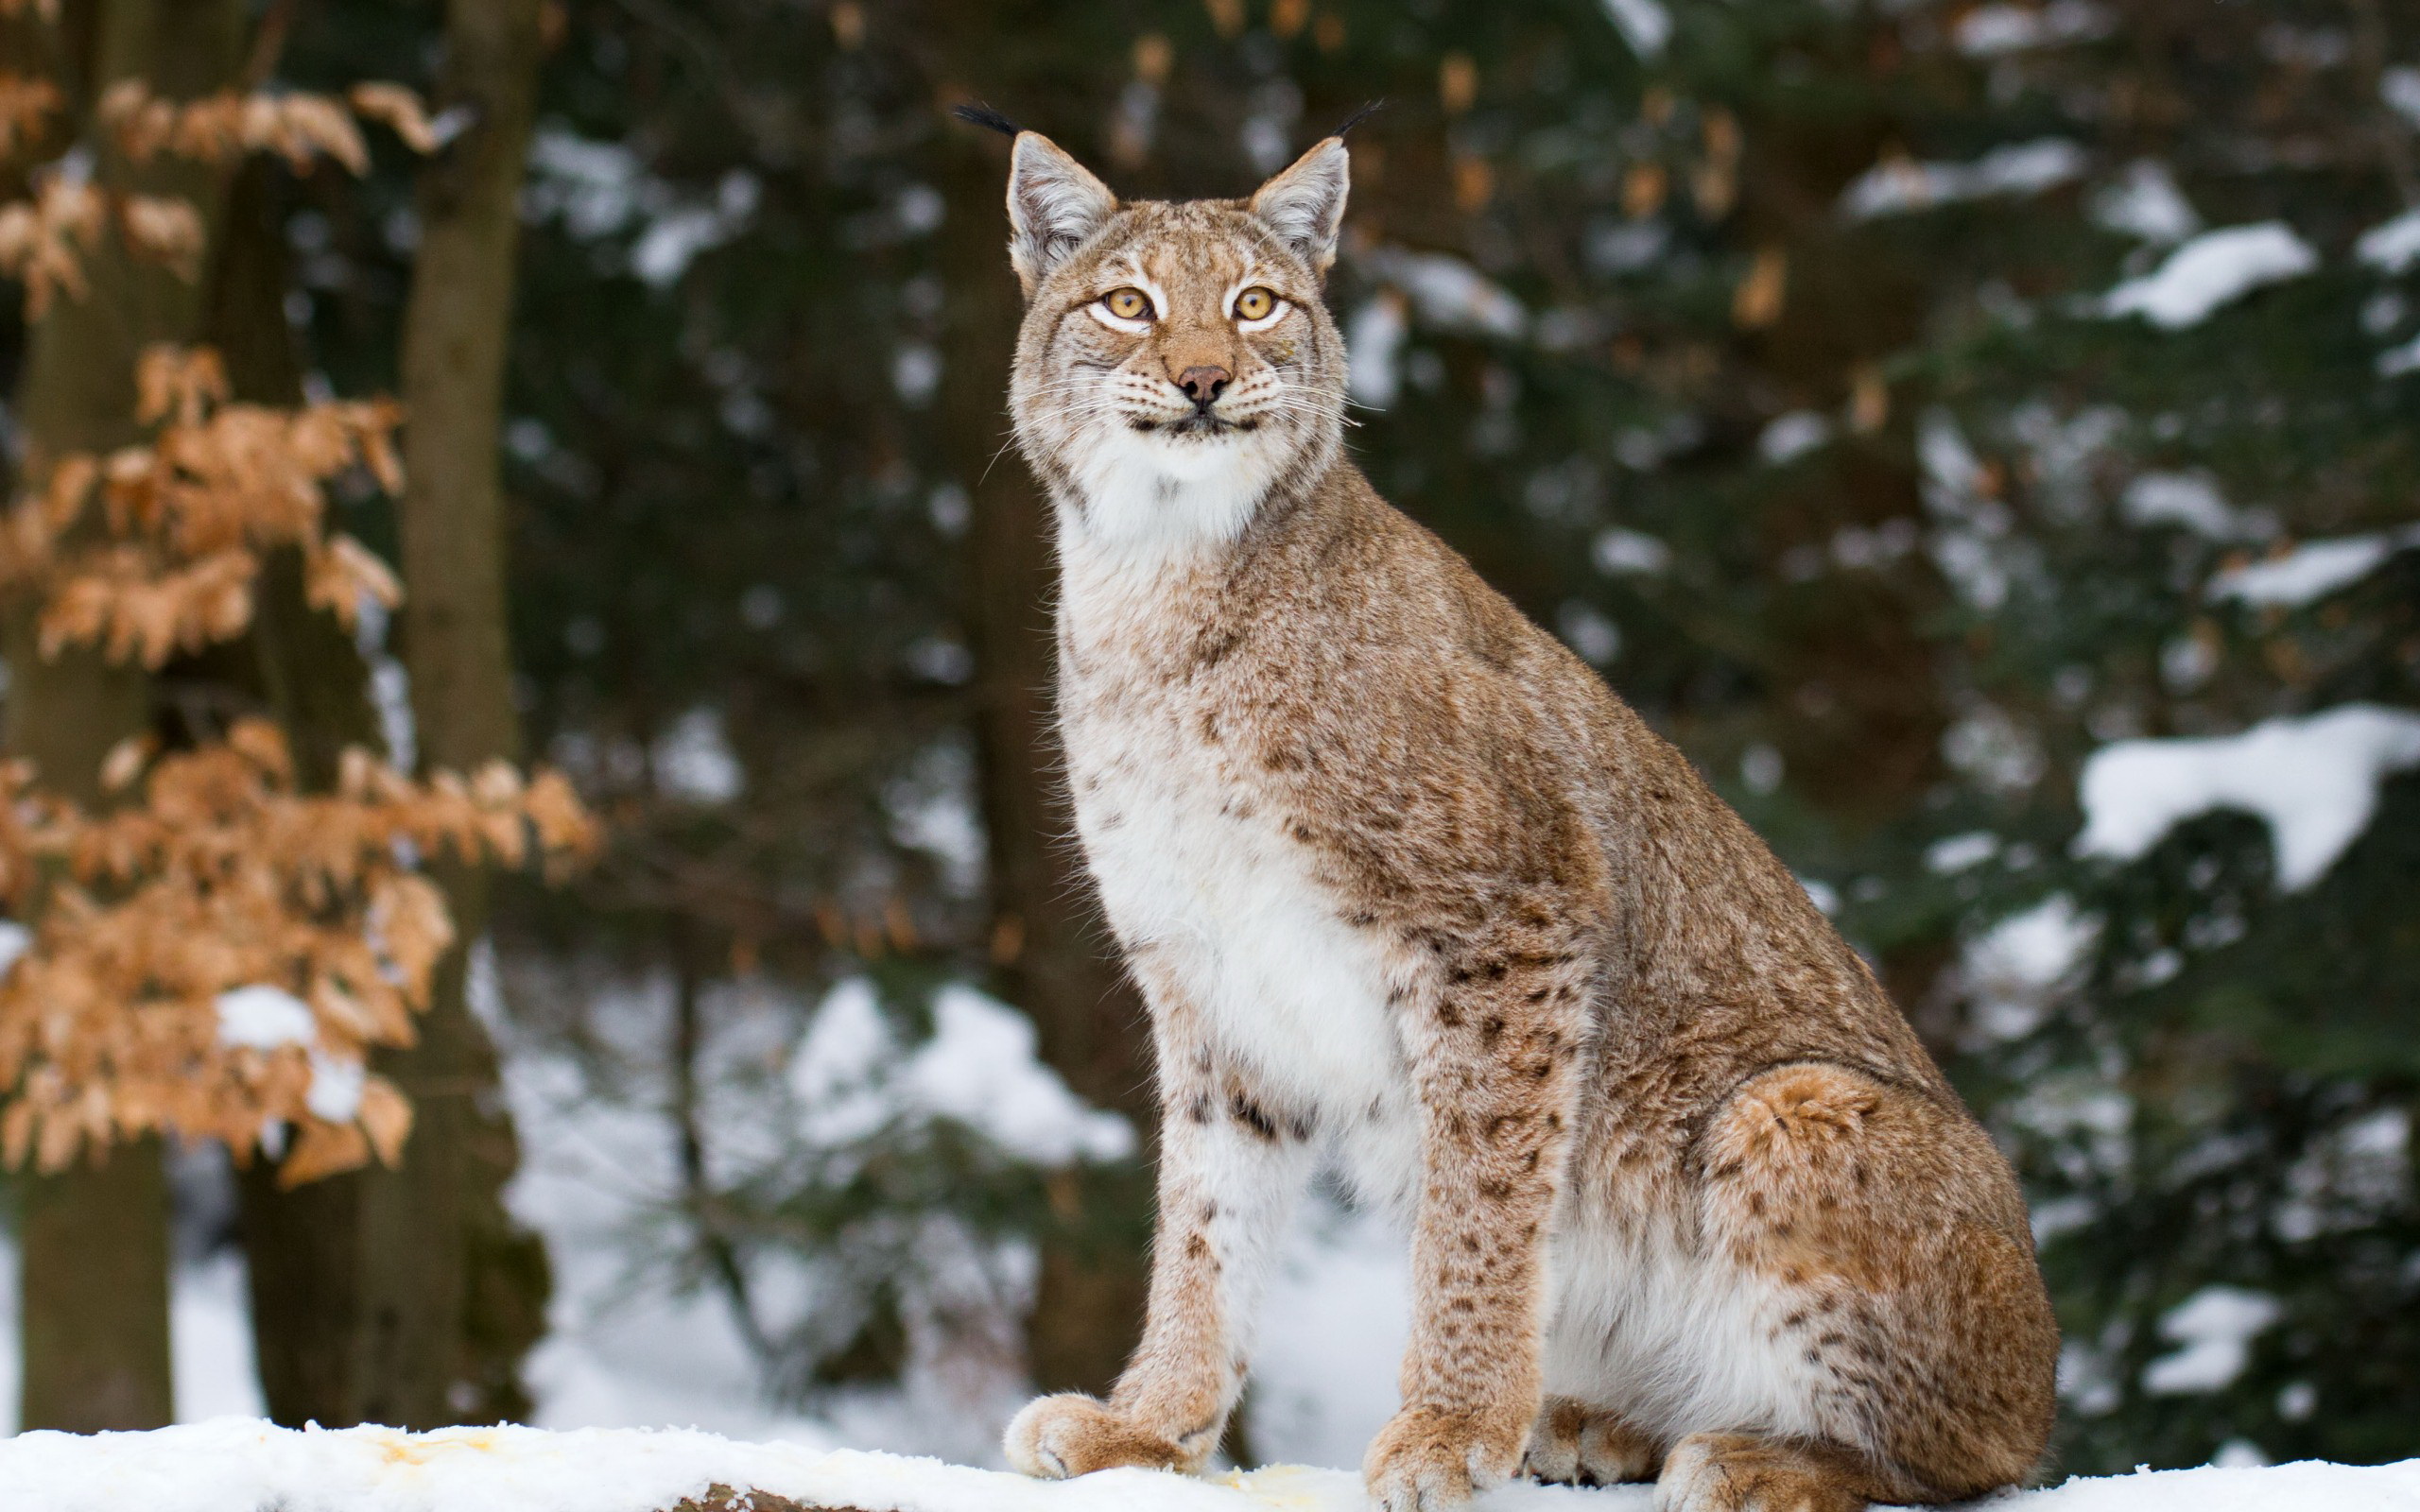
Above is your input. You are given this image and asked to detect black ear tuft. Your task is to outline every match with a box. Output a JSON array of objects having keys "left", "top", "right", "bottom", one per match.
[
  {"left": 951, "top": 102, "right": 1024, "bottom": 138},
  {"left": 1331, "top": 100, "right": 1384, "bottom": 140}
]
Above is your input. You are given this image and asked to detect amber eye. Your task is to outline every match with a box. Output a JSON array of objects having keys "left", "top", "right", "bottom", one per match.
[
  {"left": 1101, "top": 287, "right": 1153, "bottom": 320},
  {"left": 1233, "top": 286, "right": 1279, "bottom": 321}
]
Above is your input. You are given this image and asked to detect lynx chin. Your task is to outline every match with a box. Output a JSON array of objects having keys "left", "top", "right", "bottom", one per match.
[{"left": 983, "top": 120, "right": 2059, "bottom": 1512}]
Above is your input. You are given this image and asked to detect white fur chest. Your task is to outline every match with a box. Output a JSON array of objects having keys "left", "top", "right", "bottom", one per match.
[{"left": 1055, "top": 524, "right": 1421, "bottom": 1211}]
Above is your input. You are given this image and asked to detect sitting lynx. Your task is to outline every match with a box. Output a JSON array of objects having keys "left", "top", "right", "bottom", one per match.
[{"left": 971, "top": 108, "right": 2058, "bottom": 1512}]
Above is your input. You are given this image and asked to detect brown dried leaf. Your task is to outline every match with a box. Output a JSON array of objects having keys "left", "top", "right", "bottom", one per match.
[
  {"left": 304, "top": 534, "right": 404, "bottom": 627},
  {"left": 120, "top": 195, "right": 207, "bottom": 280},
  {"left": 356, "top": 1074, "right": 412, "bottom": 1165},
  {"left": 277, "top": 1117, "right": 369, "bottom": 1187},
  {"left": 278, "top": 94, "right": 368, "bottom": 176},
  {"left": 347, "top": 82, "right": 437, "bottom": 154},
  {"left": 0, "top": 72, "right": 62, "bottom": 159}
]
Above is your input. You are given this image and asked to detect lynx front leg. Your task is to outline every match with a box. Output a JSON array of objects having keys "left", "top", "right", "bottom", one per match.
[
  {"left": 1006, "top": 989, "right": 1312, "bottom": 1479},
  {"left": 1366, "top": 936, "right": 1590, "bottom": 1512}
]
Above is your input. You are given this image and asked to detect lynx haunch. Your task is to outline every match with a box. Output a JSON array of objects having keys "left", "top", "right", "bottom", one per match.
[{"left": 980, "top": 117, "right": 2059, "bottom": 1512}]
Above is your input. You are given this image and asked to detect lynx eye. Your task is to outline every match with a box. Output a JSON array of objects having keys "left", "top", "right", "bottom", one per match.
[
  {"left": 1101, "top": 287, "right": 1153, "bottom": 321},
  {"left": 1233, "top": 286, "right": 1279, "bottom": 322}
]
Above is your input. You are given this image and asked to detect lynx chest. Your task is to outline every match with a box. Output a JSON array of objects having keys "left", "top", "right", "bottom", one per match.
[{"left": 1056, "top": 597, "right": 1420, "bottom": 1207}]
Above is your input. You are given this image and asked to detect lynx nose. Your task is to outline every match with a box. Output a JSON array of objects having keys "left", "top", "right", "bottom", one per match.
[{"left": 1176, "top": 365, "right": 1231, "bottom": 409}]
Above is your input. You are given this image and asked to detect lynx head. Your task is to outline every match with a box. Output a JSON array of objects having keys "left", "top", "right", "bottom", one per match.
[{"left": 993, "top": 129, "right": 1352, "bottom": 553}]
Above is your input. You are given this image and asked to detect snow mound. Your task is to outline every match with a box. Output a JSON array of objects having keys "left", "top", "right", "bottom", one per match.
[{"left": 0, "top": 1422, "right": 2416, "bottom": 1512}]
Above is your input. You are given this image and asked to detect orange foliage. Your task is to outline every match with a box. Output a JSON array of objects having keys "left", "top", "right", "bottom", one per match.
[
  {"left": 0, "top": 176, "right": 104, "bottom": 317},
  {"left": 99, "top": 79, "right": 437, "bottom": 176},
  {"left": 0, "top": 72, "right": 61, "bottom": 157},
  {"left": 0, "top": 722, "right": 598, "bottom": 1182},
  {"left": 0, "top": 35, "right": 584, "bottom": 1190},
  {"left": 4, "top": 346, "right": 407, "bottom": 666},
  {"left": 0, "top": 347, "right": 603, "bottom": 1185}
]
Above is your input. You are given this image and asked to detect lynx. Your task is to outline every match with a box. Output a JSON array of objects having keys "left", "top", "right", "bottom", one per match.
[{"left": 973, "top": 109, "right": 2059, "bottom": 1512}]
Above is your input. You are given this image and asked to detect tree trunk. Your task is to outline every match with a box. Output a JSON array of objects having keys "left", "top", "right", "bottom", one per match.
[
  {"left": 195, "top": 155, "right": 384, "bottom": 1431},
  {"left": 5, "top": 0, "right": 247, "bottom": 1434},
  {"left": 349, "top": 0, "right": 550, "bottom": 1430},
  {"left": 933, "top": 97, "right": 1154, "bottom": 1399}
]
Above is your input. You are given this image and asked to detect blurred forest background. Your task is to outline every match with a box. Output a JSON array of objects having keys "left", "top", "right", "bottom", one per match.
[{"left": 0, "top": 0, "right": 2413, "bottom": 1485}]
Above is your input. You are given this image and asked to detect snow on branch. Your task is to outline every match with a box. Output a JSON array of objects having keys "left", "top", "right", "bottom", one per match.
[{"left": 2075, "top": 705, "right": 2420, "bottom": 891}]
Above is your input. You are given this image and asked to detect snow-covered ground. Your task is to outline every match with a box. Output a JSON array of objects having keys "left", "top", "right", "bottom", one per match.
[{"left": 1, "top": 1419, "right": 2416, "bottom": 1512}]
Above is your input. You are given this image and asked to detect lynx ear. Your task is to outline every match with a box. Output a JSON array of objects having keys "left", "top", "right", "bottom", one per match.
[
  {"left": 1250, "top": 137, "right": 1350, "bottom": 274},
  {"left": 1007, "top": 132, "right": 1117, "bottom": 297}
]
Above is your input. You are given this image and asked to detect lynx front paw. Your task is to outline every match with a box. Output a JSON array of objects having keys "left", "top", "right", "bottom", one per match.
[
  {"left": 1003, "top": 1393, "right": 1200, "bottom": 1479},
  {"left": 1524, "top": 1398, "right": 1664, "bottom": 1486},
  {"left": 1363, "top": 1404, "right": 1530, "bottom": 1512}
]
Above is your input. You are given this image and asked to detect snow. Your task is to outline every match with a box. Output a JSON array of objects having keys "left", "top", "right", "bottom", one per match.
[
  {"left": 1247, "top": 1197, "right": 1409, "bottom": 1470},
  {"left": 1345, "top": 292, "right": 1408, "bottom": 408},
  {"left": 1955, "top": 1, "right": 2112, "bottom": 56},
  {"left": 2075, "top": 704, "right": 2420, "bottom": 890},
  {"left": 2208, "top": 527, "right": 2420, "bottom": 608},
  {"left": 2101, "top": 223, "right": 2318, "bottom": 329},
  {"left": 2355, "top": 208, "right": 2420, "bottom": 275},
  {"left": 1357, "top": 247, "right": 1526, "bottom": 340},
  {"left": 214, "top": 985, "right": 317, "bottom": 1050},
  {"left": 2144, "top": 1287, "right": 2282, "bottom": 1396},
  {"left": 2, "top": 1421, "right": 2418, "bottom": 1512},
  {"left": 898, "top": 988, "right": 1136, "bottom": 1165},
  {"left": 2381, "top": 67, "right": 2420, "bottom": 130},
  {"left": 1590, "top": 528, "right": 1671, "bottom": 576},
  {"left": 1756, "top": 410, "right": 1830, "bottom": 464},
  {"left": 652, "top": 708, "right": 745, "bottom": 805},
  {"left": 502, "top": 1019, "right": 852, "bottom": 1452},
  {"left": 1962, "top": 895, "right": 2100, "bottom": 1041},
  {"left": 789, "top": 979, "right": 1134, "bottom": 1166},
  {"left": 2378, "top": 332, "right": 2420, "bottom": 379},
  {"left": 2091, "top": 161, "right": 2200, "bottom": 246},
  {"left": 171, "top": 1254, "right": 267, "bottom": 1423},
  {"left": 304, "top": 1052, "right": 367, "bottom": 1123},
  {"left": 1598, "top": 0, "right": 1670, "bottom": 59},
  {"left": 2385, "top": 66, "right": 2420, "bottom": 132},
  {"left": 2122, "top": 472, "right": 2246, "bottom": 539},
  {"left": 1841, "top": 139, "right": 2086, "bottom": 219},
  {"left": 525, "top": 130, "right": 759, "bottom": 289},
  {"left": 1925, "top": 831, "right": 2001, "bottom": 873},
  {"left": 1919, "top": 409, "right": 2022, "bottom": 612}
]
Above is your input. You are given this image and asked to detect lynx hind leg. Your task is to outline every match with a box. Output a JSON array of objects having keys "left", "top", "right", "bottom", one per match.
[
  {"left": 1525, "top": 1398, "right": 1665, "bottom": 1486},
  {"left": 1657, "top": 1433, "right": 1899, "bottom": 1512},
  {"left": 1694, "top": 1064, "right": 2058, "bottom": 1502}
]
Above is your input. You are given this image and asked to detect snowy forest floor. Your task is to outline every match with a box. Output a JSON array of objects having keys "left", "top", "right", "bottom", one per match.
[
  {"left": 0, "top": 970, "right": 1414, "bottom": 1469},
  {"left": 0, "top": 1420, "right": 2416, "bottom": 1512}
]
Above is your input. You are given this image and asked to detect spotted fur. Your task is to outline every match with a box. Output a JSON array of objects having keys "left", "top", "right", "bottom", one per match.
[{"left": 989, "top": 129, "right": 2058, "bottom": 1512}]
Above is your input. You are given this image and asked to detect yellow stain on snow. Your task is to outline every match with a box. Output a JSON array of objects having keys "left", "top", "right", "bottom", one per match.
[
  {"left": 1218, "top": 1463, "right": 1361, "bottom": 1509},
  {"left": 365, "top": 1425, "right": 515, "bottom": 1466}
]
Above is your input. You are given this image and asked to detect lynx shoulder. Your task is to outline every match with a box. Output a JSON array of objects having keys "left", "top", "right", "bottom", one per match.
[{"left": 980, "top": 118, "right": 2059, "bottom": 1512}]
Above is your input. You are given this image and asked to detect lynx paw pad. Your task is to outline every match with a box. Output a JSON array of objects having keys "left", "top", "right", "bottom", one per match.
[{"left": 1003, "top": 1394, "right": 1196, "bottom": 1480}]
